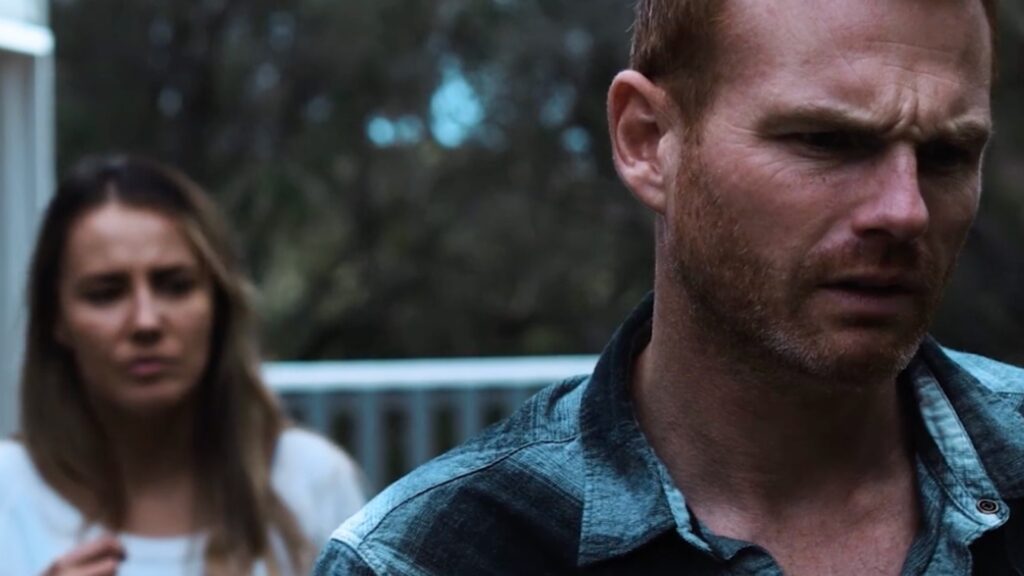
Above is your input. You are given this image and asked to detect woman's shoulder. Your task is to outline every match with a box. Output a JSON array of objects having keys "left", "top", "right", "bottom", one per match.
[
  {"left": 0, "top": 440, "right": 46, "bottom": 576},
  {"left": 274, "top": 427, "right": 360, "bottom": 482},
  {"left": 0, "top": 439, "right": 36, "bottom": 488},
  {"left": 0, "top": 439, "right": 81, "bottom": 521},
  {"left": 0, "top": 439, "right": 49, "bottom": 513},
  {"left": 271, "top": 427, "right": 367, "bottom": 542},
  {"left": 0, "top": 437, "right": 28, "bottom": 462}
]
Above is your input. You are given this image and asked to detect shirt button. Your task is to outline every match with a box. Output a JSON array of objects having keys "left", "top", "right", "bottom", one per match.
[{"left": 977, "top": 499, "right": 1000, "bottom": 515}]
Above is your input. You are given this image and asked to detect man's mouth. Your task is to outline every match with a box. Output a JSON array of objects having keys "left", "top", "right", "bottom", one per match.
[
  {"left": 817, "top": 273, "right": 929, "bottom": 319},
  {"left": 827, "top": 280, "right": 918, "bottom": 296},
  {"left": 823, "top": 272, "right": 927, "bottom": 294}
]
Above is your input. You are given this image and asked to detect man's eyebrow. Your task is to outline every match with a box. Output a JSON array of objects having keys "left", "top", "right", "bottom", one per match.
[
  {"left": 758, "top": 105, "right": 882, "bottom": 133},
  {"left": 758, "top": 104, "right": 993, "bottom": 145},
  {"left": 934, "top": 120, "right": 992, "bottom": 148}
]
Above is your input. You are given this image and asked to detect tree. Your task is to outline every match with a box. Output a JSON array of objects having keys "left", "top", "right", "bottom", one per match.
[{"left": 52, "top": 0, "right": 1024, "bottom": 363}]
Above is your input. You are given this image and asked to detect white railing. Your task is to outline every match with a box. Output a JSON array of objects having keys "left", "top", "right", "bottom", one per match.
[{"left": 264, "top": 356, "right": 598, "bottom": 494}]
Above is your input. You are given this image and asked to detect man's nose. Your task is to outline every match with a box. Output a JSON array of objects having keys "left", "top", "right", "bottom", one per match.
[{"left": 850, "top": 146, "right": 930, "bottom": 243}]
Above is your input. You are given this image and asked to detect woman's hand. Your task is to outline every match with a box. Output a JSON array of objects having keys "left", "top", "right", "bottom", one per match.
[{"left": 42, "top": 535, "right": 125, "bottom": 576}]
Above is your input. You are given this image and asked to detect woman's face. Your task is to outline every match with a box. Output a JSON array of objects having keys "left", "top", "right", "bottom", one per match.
[{"left": 56, "top": 201, "right": 214, "bottom": 416}]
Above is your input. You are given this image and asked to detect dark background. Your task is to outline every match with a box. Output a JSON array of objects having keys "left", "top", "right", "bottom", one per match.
[{"left": 52, "top": 0, "right": 1024, "bottom": 364}]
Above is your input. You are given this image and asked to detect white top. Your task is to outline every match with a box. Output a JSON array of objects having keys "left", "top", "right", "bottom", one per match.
[{"left": 0, "top": 428, "right": 366, "bottom": 576}]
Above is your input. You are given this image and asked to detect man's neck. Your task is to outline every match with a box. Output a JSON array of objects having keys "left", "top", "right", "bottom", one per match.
[{"left": 631, "top": 296, "right": 920, "bottom": 533}]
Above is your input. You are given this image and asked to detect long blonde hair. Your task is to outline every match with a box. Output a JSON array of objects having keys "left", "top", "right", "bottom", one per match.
[{"left": 20, "top": 155, "right": 311, "bottom": 574}]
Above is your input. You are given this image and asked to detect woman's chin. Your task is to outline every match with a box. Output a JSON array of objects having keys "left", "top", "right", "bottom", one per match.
[{"left": 95, "top": 381, "right": 199, "bottom": 420}]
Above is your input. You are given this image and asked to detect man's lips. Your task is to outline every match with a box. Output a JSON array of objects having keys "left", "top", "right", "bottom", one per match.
[
  {"left": 806, "top": 268, "right": 937, "bottom": 323},
  {"left": 816, "top": 273, "right": 929, "bottom": 318},
  {"left": 821, "top": 272, "right": 927, "bottom": 294}
]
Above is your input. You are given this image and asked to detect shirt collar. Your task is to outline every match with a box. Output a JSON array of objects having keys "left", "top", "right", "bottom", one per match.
[
  {"left": 577, "top": 293, "right": 676, "bottom": 566},
  {"left": 915, "top": 339, "right": 1024, "bottom": 499},
  {"left": 575, "top": 293, "right": 1024, "bottom": 566}
]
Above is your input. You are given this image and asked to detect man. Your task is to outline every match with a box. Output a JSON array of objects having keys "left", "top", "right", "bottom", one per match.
[{"left": 316, "top": 0, "right": 1024, "bottom": 573}]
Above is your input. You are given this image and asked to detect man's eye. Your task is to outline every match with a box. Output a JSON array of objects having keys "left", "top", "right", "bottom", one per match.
[
  {"left": 787, "top": 131, "right": 877, "bottom": 155},
  {"left": 918, "top": 141, "right": 977, "bottom": 173}
]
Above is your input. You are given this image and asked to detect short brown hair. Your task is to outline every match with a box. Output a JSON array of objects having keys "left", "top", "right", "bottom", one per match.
[
  {"left": 629, "top": 0, "right": 999, "bottom": 122},
  {"left": 629, "top": 0, "right": 727, "bottom": 125}
]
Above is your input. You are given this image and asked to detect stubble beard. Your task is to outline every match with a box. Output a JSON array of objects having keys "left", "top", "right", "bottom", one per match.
[{"left": 666, "top": 154, "right": 950, "bottom": 387}]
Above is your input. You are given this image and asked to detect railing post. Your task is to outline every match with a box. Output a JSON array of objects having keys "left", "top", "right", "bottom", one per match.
[
  {"left": 408, "top": 388, "right": 432, "bottom": 470},
  {"left": 302, "top": 393, "right": 329, "bottom": 436},
  {"left": 457, "top": 387, "right": 483, "bottom": 443},
  {"left": 358, "top": 391, "right": 382, "bottom": 493},
  {"left": 265, "top": 356, "right": 598, "bottom": 496}
]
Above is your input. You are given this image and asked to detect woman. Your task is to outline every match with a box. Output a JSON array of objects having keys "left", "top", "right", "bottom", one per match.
[{"left": 0, "top": 156, "right": 365, "bottom": 575}]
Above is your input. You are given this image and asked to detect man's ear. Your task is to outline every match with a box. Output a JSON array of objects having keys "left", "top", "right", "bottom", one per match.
[{"left": 607, "top": 70, "right": 679, "bottom": 215}]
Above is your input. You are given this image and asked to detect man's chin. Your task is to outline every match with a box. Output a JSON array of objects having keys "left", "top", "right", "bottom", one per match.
[
  {"left": 759, "top": 324, "right": 927, "bottom": 385},
  {"left": 798, "top": 332, "right": 925, "bottom": 384}
]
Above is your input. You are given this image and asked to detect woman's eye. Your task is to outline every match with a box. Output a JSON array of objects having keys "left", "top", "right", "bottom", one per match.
[
  {"left": 80, "top": 285, "right": 124, "bottom": 305},
  {"left": 158, "top": 275, "right": 197, "bottom": 297}
]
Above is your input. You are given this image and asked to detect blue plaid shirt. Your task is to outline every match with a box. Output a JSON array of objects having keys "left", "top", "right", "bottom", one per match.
[{"left": 315, "top": 295, "right": 1024, "bottom": 575}]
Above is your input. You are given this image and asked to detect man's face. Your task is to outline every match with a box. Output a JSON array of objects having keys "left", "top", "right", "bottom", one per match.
[{"left": 664, "top": 0, "right": 993, "bottom": 381}]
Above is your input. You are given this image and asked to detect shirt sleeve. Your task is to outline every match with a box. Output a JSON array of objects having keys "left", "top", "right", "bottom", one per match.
[{"left": 313, "top": 539, "right": 379, "bottom": 576}]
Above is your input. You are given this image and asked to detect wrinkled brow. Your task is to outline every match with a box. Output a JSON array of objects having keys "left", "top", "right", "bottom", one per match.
[{"left": 757, "top": 104, "right": 992, "bottom": 146}]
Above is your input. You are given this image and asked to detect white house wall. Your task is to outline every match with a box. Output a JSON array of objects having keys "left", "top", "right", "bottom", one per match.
[{"left": 0, "top": 0, "right": 54, "bottom": 437}]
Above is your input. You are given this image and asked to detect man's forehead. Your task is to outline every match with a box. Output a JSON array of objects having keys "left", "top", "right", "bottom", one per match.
[
  {"left": 708, "top": 0, "right": 993, "bottom": 127},
  {"left": 719, "top": 0, "right": 992, "bottom": 73}
]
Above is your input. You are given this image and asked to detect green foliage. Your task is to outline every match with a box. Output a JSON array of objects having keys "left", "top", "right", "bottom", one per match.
[{"left": 53, "top": 0, "right": 1024, "bottom": 362}]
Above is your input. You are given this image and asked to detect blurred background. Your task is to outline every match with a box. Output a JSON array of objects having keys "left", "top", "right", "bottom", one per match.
[
  {"left": 2, "top": 0, "right": 1022, "bottom": 491},
  {"left": 53, "top": 0, "right": 651, "bottom": 361}
]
